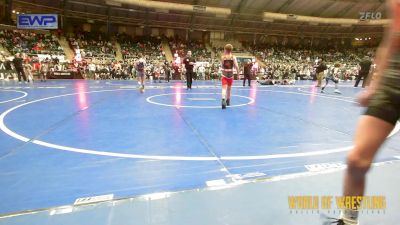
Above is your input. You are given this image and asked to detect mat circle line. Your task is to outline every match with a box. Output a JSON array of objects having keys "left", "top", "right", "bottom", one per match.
[
  {"left": 146, "top": 93, "right": 255, "bottom": 108},
  {"left": 0, "top": 90, "right": 28, "bottom": 104},
  {"left": 0, "top": 88, "right": 398, "bottom": 161}
]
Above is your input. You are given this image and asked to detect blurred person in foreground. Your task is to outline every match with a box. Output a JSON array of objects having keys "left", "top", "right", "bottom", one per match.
[{"left": 324, "top": 1, "right": 400, "bottom": 224}]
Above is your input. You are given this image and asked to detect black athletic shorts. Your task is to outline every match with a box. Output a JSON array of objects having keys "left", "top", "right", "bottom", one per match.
[{"left": 365, "top": 53, "right": 400, "bottom": 125}]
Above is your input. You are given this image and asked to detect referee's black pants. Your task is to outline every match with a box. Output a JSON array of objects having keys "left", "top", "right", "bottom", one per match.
[
  {"left": 16, "top": 68, "right": 27, "bottom": 82},
  {"left": 186, "top": 70, "right": 194, "bottom": 89},
  {"left": 354, "top": 72, "right": 368, "bottom": 88}
]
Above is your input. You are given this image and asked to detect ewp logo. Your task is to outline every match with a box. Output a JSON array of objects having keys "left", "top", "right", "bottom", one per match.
[{"left": 17, "top": 14, "right": 58, "bottom": 29}]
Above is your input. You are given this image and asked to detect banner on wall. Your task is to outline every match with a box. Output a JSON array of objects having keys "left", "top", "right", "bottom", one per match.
[{"left": 17, "top": 14, "right": 58, "bottom": 29}]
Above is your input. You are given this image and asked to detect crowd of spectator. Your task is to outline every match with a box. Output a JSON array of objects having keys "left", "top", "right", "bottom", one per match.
[
  {"left": 245, "top": 44, "right": 374, "bottom": 82},
  {"left": 67, "top": 32, "right": 116, "bottom": 60},
  {"left": 0, "top": 51, "right": 68, "bottom": 82},
  {"left": 118, "top": 34, "right": 164, "bottom": 60},
  {"left": 0, "top": 29, "right": 378, "bottom": 85},
  {"left": 0, "top": 30, "right": 64, "bottom": 56},
  {"left": 81, "top": 58, "right": 171, "bottom": 81},
  {"left": 169, "top": 37, "right": 212, "bottom": 62}
]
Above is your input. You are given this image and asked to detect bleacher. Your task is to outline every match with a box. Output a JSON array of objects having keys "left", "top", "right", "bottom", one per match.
[
  {"left": 169, "top": 37, "right": 212, "bottom": 62},
  {"left": 117, "top": 34, "right": 165, "bottom": 62},
  {"left": 67, "top": 32, "right": 116, "bottom": 61},
  {"left": 0, "top": 29, "right": 64, "bottom": 56}
]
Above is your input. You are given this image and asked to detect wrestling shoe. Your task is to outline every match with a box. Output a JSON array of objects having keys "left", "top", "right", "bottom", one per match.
[
  {"left": 322, "top": 218, "right": 346, "bottom": 225},
  {"left": 321, "top": 214, "right": 358, "bottom": 225}
]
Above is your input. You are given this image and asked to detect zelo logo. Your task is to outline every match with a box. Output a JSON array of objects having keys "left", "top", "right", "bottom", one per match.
[
  {"left": 359, "top": 12, "right": 382, "bottom": 20},
  {"left": 17, "top": 14, "right": 58, "bottom": 29}
]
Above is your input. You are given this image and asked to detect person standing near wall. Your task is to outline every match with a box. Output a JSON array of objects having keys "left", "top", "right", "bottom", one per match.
[
  {"left": 183, "top": 51, "right": 196, "bottom": 90},
  {"left": 13, "top": 53, "right": 27, "bottom": 83},
  {"left": 243, "top": 59, "right": 253, "bottom": 87},
  {"left": 354, "top": 56, "right": 372, "bottom": 88}
]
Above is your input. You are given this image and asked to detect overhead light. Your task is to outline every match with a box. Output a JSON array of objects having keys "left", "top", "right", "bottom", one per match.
[
  {"left": 12, "top": 10, "right": 16, "bottom": 13},
  {"left": 112, "top": 0, "right": 231, "bottom": 15},
  {"left": 193, "top": 5, "right": 206, "bottom": 13},
  {"left": 263, "top": 18, "right": 274, "bottom": 22},
  {"left": 16, "top": 12, "right": 20, "bottom": 15},
  {"left": 287, "top": 14, "right": 298, "bottom": 20},
  {"left": 105, "top": 0, "right": 122, "bottom": 7}
]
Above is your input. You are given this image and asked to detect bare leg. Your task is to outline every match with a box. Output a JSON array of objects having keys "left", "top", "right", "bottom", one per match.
[
  {"left": 334, "top": 80, "right": 341, "bottom": 93},
  {"left": 221, "top": 84, "right": 227, "bottom": 99},
  {"left": 344, "top": 115, "right": 393, "bottom": 197},
  {"left": 142, "top": 76, "right": 145, "bottom": 86},
  {"left": 226, "top": 85, "right": 232, "bottom": 101},
  {"left": 317, "top": 72, "right": 323, "bottom": 87},
  {"left": 221, "top": 84, "right": 228, "bottom": 109},
  {"left": 321, "top": 79, "right": 329, "bottom": 92},
  {"left": 136, "top": 76, "right": 141, "bottom": 85},
  {"left": 141, "top": 76, "right": 145, "bottom": 89},
  {"left": 342, "top": 115, "right": 394, "bottom": 223}
]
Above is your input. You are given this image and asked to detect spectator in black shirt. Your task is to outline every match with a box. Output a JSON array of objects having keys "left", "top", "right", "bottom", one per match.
[
  {"left": 12, "top": 53, "right": 27, "bottom": 83},
  {"left": 3, "top": 58, "right": 14, "bottom": 80},
  {"left": 243, "top": 59, "right": 252, "bottom": 87},
  {"left": 164, "top": 61, "right": 171, "bottom": 83},
  {"left": 183, "top": 51, "right": 195, "bottom": 90},
  {"left": 355, "top": 56, "right": 372, "bottom": 88},
  {"left": 53, "top": 56, "right": 60, "bottom": 65},
  {"left": 4, "top": 59, "right": 13, "bottom": 71}
]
